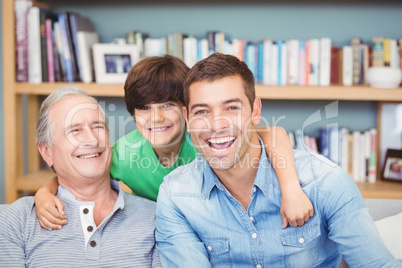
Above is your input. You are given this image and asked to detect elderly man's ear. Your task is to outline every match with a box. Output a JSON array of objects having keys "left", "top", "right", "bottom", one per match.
[{"left": 38, "top": 143, "right": 53, "bottom": 168}]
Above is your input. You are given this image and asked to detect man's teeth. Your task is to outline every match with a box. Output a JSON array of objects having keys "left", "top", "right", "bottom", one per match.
[
  {"left": 150, "top": 127, "right": 169, "bottom": 131},
  {"left": 78, "top": 153, "right": 100, "bottom": 159},
  {"left": 208, "top": 137, "right": 235, "bottom": 144}
]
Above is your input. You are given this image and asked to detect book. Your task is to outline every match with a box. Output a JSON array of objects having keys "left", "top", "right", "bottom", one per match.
[
  {"left": 27, "top": 6, "right": 42, "bottom": 84},
  {"left": 270, "top": 43, "right": 278, "bottom": 86},
  {"left": 362, "top": 44, "right": 369, "bottom": 85},
  {"left": 69, "top": 13, "right": 95, "bottom": 81},
  {"left": 383, "top": 38, "right": 391, "bottom": 67},
  {"left": 287, "top": 39, "right": 299, "bottom": 85},
  {"left": 399, "top": 39, "right": 402, "bottom": 70},
  {"left": 262, "top": 39, "right": 273, "bottom": 85},
  {"left": 58, "top": 13, "right": 77, "bottom": 82},
  {"left": 352, "top": 131, "right": 362, "bottom": 182},
  {"left": 308, "top": 39, "right": 319, "bottom": 86},
  {"left": 329, "top": 127, "right": 340, "bottom": 165},
  {"left": 319, "top": 38, "right": 331, "bottom": 86},
  {"left": 372, "top": 37, "right": 384, "bottom": 67},
  {"left": 342, "top": 46, "right": 353, "bottom": 86},
  {"left": 53, "top": 22, "right": 67, "bottom": 81},
  {"left": 206, "top": 31, "right": 216, "bottom": 55},
  {"left": 45, "top": 18, "right": 55, "bottom": 82},
  {"left": 340, "top": 127, "right": 349, "bottom": 172},
  {"left": 351, "top": 37, "right": 362, "bottom": 85},
  {"left": 320, "top": 128, "right": 330, "bottom": 160},
  {"left": 298, "top": 40, "right": 306, "bottom": 86},
  {"left": 77, "top": 31, "right": 99, "bottom": 83},
  {"left": 183, "top": 36, "right": 197, "bottom": 68},
  {"left": 390, "top": 39, "right": 399, "bottom": 69},
  {"left": 15, "top": 0, "right": 32, "bottom": 82},
  {"left": 330, "top": 46, "right": 340, "bottom": 85},
  {"left": 305, "top": 40, "right": 309, "bottom": 85},
  {"left": 368, "top": 128, "right": 377, "bottom": 183}
]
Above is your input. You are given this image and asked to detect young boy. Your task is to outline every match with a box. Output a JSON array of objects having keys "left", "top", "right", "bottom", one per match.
[{"left": 35, "top": 55, "right": 313, "bottom": 230}]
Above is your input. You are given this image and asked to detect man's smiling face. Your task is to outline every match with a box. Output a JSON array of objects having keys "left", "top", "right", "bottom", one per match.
[
  {"left": 41, "top": 95, "right": 112, "bottom": 182},
  {"left": 184, "top": 75, "right": 261, "bottom": 171}
]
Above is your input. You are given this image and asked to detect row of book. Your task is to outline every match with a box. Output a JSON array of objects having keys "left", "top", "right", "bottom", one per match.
[
  {"left": 130, "top": 31, "right": 402, "bottom": 86},
  {"left": 288, "top": 128, "right": 377, "bottom": 183},
  {"left": 15, "top": 0, "right": 99, "bottom": 83},
  {"left": 15, "top": 0, "right": 402, "bottom": 85}
]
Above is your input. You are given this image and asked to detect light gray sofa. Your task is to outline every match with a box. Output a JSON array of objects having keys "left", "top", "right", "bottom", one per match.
[{"left": 1, "top": 199, "right": 401, "bottom": 267}]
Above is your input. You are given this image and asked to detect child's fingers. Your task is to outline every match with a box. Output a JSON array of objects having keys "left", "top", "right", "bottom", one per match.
[
  {"left": 38, "top": 215, "right": 62, "bottom": 230},
  {"left": 281, "top": 213, "right": 289, "bottom": 229},
  {"left": 54, "top": 198, "right": 65, "bottom": 216}
]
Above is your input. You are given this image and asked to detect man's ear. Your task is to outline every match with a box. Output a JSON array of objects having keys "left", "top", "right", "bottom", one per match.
[
  {"left": 251, "top": 97, "right": 262, "bottom": 125},
  {"left": 37, "top": 143, "right": 53, "bottom": 168},
  {"left": 182, "top": 106, "right": 190, "bottom": 133}
]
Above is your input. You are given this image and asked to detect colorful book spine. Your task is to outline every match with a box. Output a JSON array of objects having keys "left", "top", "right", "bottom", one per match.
[
  {"left": 383, "top": 38, "right": 391, "bottom": 67},
  {"left": 319, "top": 38, "right": 331, "bottom": 86},
  {"left": 27, "top": 6, "right": 42, "bottom": 84},
  {"left": 262, "top": 39, "right": 272, "bottom": 85},
  {"left": 342, "top": 46, "right": 353, "bottom": 86},
  {"left": 372, "top": 37, "right": 384, "bottom": 67},
  {"left": 298, "top": 40, "right": 306, "bottom": 86},
  {"left": 39, "top": 10, "right": 49, "bottom": 82},
  {"left": 287, "top": 39, "right": 299, "bottom": 85},
  {"left": 330, "top": 46, "right": 340, "bottom": 85},
  {"left": 45, "top": 18, "right": 55, "bottom": 83},
  {"left": 58, "top": 13, "right": 74, "bottom": 82},
  {"left": 320, "top": 128, "right": 330, "bottom": 160},
  {"left": 15, "top": 0, "right": 32, "bottom": 82},
  {"left": 351, "top": 37, "right": 361, "bottom": 85},
  {"left": 308, "top": 39, "right": 319, "bottom": 86}
]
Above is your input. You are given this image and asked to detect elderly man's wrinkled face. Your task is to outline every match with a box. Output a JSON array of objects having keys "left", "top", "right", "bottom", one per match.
[{"left": 40, "top": 95, "right": 111, "bottom": 182}]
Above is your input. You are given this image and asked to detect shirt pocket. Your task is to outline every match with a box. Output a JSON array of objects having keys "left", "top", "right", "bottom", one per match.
[
  {"left": 201, "top": 237, "right": 232, "bottom": 267},
  {"left": 280, "top": 222, "right": 321, "bottom": 267}
]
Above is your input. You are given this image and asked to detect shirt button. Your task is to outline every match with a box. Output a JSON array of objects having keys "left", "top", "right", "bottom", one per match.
[
  {"left": 83, "top": 208, "right": 89, "bottom": 214},
  {"left": 299, "top": 237, "right": 304, "bottom": 244},
  {"left": 87, "top": 226, "right": 93, "bottom": 232},
  {"left": 90, "top": 240, "right": 97, "bottom": 247},
  {"left": 253, "top": 187, "right": 257, "bottom": 192},
  {"left": 207, "top": 245, "right": 212, "bottom": 251},
  {"left": 252, "top": 233, "right": 257, "bottom": 239},
  {"left": 249, "top": 216, "right": 254, "bottom": 221},
  {"left": 256, "top": 265, "right": 262, "bottom": 268}
]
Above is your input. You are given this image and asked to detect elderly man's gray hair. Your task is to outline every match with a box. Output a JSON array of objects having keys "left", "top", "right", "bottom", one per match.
[{"left": 36, "top": 85, "right": 109, "bottom": 146}]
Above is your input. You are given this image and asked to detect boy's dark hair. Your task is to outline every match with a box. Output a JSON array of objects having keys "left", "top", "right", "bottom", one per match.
[
  {"left": 124, "top": 55, "right": 190, "bottom": 115},
  {"left": 183, "top": 53, "right": 255, "bottom": 109}
]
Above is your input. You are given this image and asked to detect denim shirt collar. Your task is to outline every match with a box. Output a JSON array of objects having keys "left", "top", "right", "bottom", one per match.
[
  {"left": 203, "top": 136, "right": 273, "bottom": 197},
  {"left": 57, "top": 180, "right": 125, "bottom": 211}
]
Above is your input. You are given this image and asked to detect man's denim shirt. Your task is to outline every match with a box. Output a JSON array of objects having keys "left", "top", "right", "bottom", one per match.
[{"left": 156, "top": 142, "right": 400, "bottom": 267}]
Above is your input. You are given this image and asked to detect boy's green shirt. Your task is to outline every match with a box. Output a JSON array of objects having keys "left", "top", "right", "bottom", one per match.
[{"left": 110, "top": 130, "right": 199, "bottom": 201}]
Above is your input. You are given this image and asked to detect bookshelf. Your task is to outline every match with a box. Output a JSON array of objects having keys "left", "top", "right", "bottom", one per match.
[{"left": 3, "top": 0, "right": 402, "bottom": 204}]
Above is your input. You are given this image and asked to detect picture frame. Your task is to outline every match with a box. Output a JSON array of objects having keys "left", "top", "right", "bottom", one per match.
[
  {"left": 382, "top": 149, "right": 402, "bottom": 182},
  {"left": 92, "top": 43, "right": 139, "bottom": 84}
]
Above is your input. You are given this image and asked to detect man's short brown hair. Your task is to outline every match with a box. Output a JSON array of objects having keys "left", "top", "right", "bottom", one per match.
[
  {"left": 124, "top": 55, "right": 190, "bottom": 116},
  {"left": 183, "top": 53, "right": 255, "bottom": 109}
]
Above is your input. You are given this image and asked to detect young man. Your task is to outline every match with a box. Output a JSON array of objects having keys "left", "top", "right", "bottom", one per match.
[
  {"left": 0, "top": 86, "right": 160, "bottom": 267},
  {"left": 155, "top": 53, "right": 401, "bottom": 267},
  {"left": 35, "top": 55, "right": 313, "bottom": 230}
]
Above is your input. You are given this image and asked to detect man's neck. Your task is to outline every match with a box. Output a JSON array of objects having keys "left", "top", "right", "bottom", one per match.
[
  {"left": 58, "top": 176, "right": 118, "bottom": 226},
  {"left": 214, "top": 135, "right": 262, "bottom": 210}
]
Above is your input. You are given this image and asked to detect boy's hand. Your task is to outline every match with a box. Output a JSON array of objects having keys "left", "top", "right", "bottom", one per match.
[
  {"left": 35, "top": 190, "right": 67, "bottom": 230},
  {"left": 280, "top": 185, "right": 314, "bottom": 228}
]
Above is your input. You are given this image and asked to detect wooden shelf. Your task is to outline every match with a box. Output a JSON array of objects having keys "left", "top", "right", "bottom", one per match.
[
  {"left": 356, "top": 180, "right": 402, "bottom": 199},
  {"left": 15, "top": 83, "right": 402, "bottom": 101},
  {"left": 16, "top": 170, "right": 56, "bottom": 192}
]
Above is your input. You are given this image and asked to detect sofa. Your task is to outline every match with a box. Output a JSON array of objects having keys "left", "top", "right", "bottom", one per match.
[{"left": 1, "top": 199, "right": 401, "bottom": 266}]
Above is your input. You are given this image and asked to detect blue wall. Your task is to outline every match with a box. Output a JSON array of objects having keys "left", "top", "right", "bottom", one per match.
[{"left": 1, "top": 2, "right": 402, "bottom": 203}]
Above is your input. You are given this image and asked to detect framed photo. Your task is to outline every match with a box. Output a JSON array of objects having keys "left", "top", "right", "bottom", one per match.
[
  {"left": 382, "top": 149, "right": 402, "bottom": 182},
  {"left": 92, "top": 43, "right": 139, "bottom": 84}
]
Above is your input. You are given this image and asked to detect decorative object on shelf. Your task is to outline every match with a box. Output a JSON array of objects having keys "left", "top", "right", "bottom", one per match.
[
  {"left": 366, "top": 67, "right": 402, "bottom": 89},
  {"left": 92, "top": 42, "right": 139, "bottom": 84},
  {"left": 382, "top": 149, "right": 402, "bottom": 182}
]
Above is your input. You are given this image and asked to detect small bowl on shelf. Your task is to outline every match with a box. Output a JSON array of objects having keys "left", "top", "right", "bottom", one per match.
[{"left": 366, "top": 67, "right": 402, "bottom": 89}]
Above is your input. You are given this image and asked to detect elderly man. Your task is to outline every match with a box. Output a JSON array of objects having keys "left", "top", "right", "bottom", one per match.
[
  {"left": 155, "top": 53, "right": 401, "bottom": 267},
  {"left": 0, "top": 86, "right": 161, "bottom": 267}
]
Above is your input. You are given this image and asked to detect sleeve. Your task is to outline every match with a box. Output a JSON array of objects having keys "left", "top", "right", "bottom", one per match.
[
  {"left": 317, "top": 163, "right": 402, "bottom": 267},
  {"left": 155, "top": 181, "right": 212, "bottom": 267},
  {"left": 0, "top": 198, "right": 30, "bottom": 267}
]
